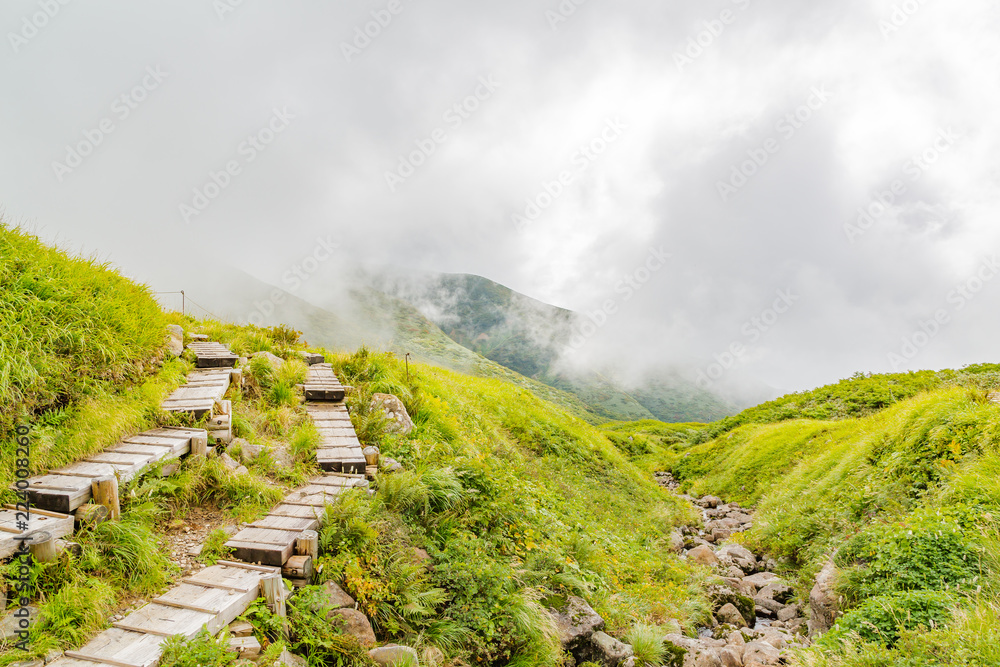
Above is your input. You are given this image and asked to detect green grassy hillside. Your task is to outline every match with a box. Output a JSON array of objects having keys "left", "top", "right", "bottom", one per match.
[{"left": 660, "top": 381, "right": 1000, "bottom": 665}]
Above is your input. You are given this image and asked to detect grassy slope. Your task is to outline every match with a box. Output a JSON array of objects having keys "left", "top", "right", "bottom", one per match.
[
  {"left": 0, "top": 225, "right": 187, "bottom": 497},
  {"left": 664, "top": 384, "right": 1000, "bottom": 665}
]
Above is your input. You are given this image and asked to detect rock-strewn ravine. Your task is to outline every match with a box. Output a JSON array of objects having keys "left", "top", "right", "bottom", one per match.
[{"left": 655, "top": 471, "right": 811, "bottom": 667}]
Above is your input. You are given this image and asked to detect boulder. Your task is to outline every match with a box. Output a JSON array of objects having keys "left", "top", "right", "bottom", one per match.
[
  {"left": 742, "top": 572, "right": 780, "bottom": 591},
  {"left": 808, "top": 560, "right": 840, "bottom": 636},
  {"left": 669, "top": 531, "right": 686, "bottom": 553},
  {"left": 371, "top": 393, "right": 415, "bottom": 434},
  {"left": 250, "top": 351, "right": 285, "bottom": 370},
  {"left": 757, "top": 582, "right": 793, "bottom": 605},
  {"left": 687, "top": 545, "right": 720, "bottom": 567},
  {"left": 576, "top": 631, "right": 633, "bottom": 667},
  {"left": 708, "top": 585, "right": 755, "bottom": 626},
  {"left": 718, "top": 646, "right": 742, "bottom": 667},
  {"left": 277, "top": 650, "right": 308, "bottom": 667},
  {"left": 689, "top": 648, "right": 723, "bottom": 667},
  {"left": 369, "top": 645, "right": 419, "bottom": 666},
  {"left": 219, "top": 452, "right": 239, "bottom": 471},
  {"left": 742, "top": 641, "right": 780, "bottom": 665},
  {"left": 320, "top": 581, "right": 356, "bottom": 610},
  {"left": 549, "top": 596, "right": 605, "bottom": 650},
  {"left": 329, "top": 608, "right": 376, "bottom": 647},
  {"left": 1, "top": 605, "right": 38, "bottom": 640},
  {"left": 700, "top": 496, "right": 722, "bottom": 508},
  {"left": 722, "top": 577, "right": 756, "bottom": 598},
  {"left": 167, "top": 325, "right": 184, "bottom": 357},
  {"left": 716, "top": 603, "right": 747, "bottom": 628},
  {"left": 777, "top": 604, "right": 801, "bottom": 622}
]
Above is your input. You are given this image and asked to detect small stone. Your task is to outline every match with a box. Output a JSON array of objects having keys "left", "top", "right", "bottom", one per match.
[
  {"left": 227, "top": 636, "right": 261, "bottom": 658},
  {"left": 777, "top": 605, "right": 801, "bottom": 622},
  {"left": 277, "top": 650, "right": 308, "bottom": 667},
  {"left": 44, "top": 650, "right": 63, "bottom": 664}
]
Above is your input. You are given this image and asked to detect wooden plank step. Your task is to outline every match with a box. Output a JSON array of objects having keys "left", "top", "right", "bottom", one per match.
[
  {"left": 70, "top": 628, "right": 166, "bottom": 667},
  {"left": 269, "top": 504, "right": 325, "bottom": 520},
  {"left": 250, "top": 515, "right": 319, "bottom": 531},
  {"left": 0, "top": 509, "right": 74, "bottom": 559},
  {"left": 113, "top": 602, "right": 216, "bottom": 638},
  {"left": 154, "top": 582, "right": 258, "bottom": 628},
  {"left": 184, "top": 562, "right": 276, "bottom": 592},
  {"left": 224, "top": 540, "right": 294, "bottom": 567}
]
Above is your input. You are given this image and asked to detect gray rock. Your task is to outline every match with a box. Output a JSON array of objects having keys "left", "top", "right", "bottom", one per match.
[
  {"left": 743, "top": 641, "right": 781, "bottom": 665},
  {"left": 549, "top": 596, "right": 605, "bottom": 650},
  {"left": 43, "top": 650, "right": 63, "bottom": 664},
  {"left": 808, "top": 560, "right": 840, "bottom": 636},
  {"left": 708, "top": 586, "right": 755, "bottom": 626},
  {"left": 777, "top": 604, "right": 801, "bottom": 622},
  {"left": 718, "top": 646, "right": 742, "bottom": 667},
  {"left": 669, "top": 531, "right": 686, "bottom": 553},
  {"left": 369, "top": 645, "right": 419, "bottom": 666},
  {"left": 219, "top": 452, "right": 239, "bottom": 470},
  {"left": 277, "top": 650, "right": 308, "bottom": 667},
  {"left": 700, "top": 496, "right": 722, "bottom": 508},
  {"left": 1, "top": 605, "right": 38, "bottom": 640},
  {"left": 687, "top": 545, "right": 720, "bottom": 567},
  {"left": 372, "top": 393, "right": 415, "bottom": 435},
  {"left": 250, "top": 351, "right": 285, "bottom": 370},
  {"left": 576, "top": 631, "right": 633, "bottom": 667},
  {"left": 167, "top": 325, "right": 184, "bottom": 357},
  {"left": 742, "top": 572, "right": 780, "bottom": 590},
  {"left": 329, "top": 608, "right": 376, "bottom": 647},
  {"left": 234, "top": 465, "right": 249, "bottom": 476},
  {"left": 320, "top": 581, "right": 357, "bottom": 610},
  {"left": 716, "top": 603, "right": 747, "bottom": 628},
  {"left": 758, "top": 582, "right": 793, "bottom": 604}
]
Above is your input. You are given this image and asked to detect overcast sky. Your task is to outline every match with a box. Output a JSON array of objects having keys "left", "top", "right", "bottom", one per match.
[{"left": 2, "top": 0, "right": 999, "bottom": 393}]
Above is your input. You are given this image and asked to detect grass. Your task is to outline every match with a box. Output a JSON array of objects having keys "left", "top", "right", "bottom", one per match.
[
  {"left": 665, "top": 383, "right": 1000, "bottom": 666},
  {"left": 0, "top": 223, "right": 167, "bottom": 442}
]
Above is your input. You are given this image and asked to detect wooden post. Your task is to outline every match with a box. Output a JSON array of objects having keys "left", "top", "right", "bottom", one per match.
[
  {"left": 74, "top": 504, "right": 109, "bottom": 527},
  {"left": 191, "top": 434, "right": 208, "bottom": 458},
  {"left": 260, "top": 573, "right": 288, "bottom": 638},
  {"left": 91, "top": 476, "right": 120, "bottom": 521},
  {"left": 295, "top": 530, "right": 319, "bottom": 561},
  {"left": 363, "top": 446, "right": 380, "bottom": 466},
  {"left": 29, "top": 538, "right": 59, "bottom": 563}
]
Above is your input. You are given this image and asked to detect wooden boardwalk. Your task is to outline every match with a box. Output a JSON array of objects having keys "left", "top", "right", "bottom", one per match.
[
  {"left": 225, "top": 473, "right": 368, "bottom": 567},
  {"left": 302, "top": 363, "right": 346, "bottom": 401},
  {"left": 20, "top": 428, "right": 207, "bottom": 514},
  {"left": 48, "top": 561, "right": 279, "bottom": 667},
  {"left": 162, "top": 369, "right": 232, "bottom": 418},
  {"left": 187, "top": 341, "right": 238, "bottom": 368},
  {"left": 0, "top": 506, "right": 75, "bottom": 559},
  {"left": 308, "top": 403, "right": 366, "bottom": 474}
]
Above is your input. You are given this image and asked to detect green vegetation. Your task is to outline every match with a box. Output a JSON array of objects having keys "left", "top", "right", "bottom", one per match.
[
  {"left": 664, "top": 377, "right": 1000, "bottom": 666},
  {"left": 160, "top": 629, "right": 236, "bottom": 667},
  {"left": 5, "top": 229, "right": 1000, "bottom": 666},
  {"left": 0, "top": 224, "right": 167, "bottom": 442}
]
